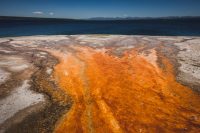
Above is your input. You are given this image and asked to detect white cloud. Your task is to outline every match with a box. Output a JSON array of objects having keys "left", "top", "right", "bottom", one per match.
[
  {"left": 32, "top": 11, "right": 43, "bottom": 15},
  {"left": 49, "top": 12, "right": 54, "bottom": 16}
]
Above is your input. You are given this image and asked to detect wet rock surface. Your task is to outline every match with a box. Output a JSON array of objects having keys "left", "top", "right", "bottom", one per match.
[{"left": 0, "top": 35, "right": 200, "bottom": 133}]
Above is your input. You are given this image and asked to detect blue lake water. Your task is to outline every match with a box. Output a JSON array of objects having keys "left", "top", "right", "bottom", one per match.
[{"left": 0, "top": 18, "right": 200, "bottom": 37}]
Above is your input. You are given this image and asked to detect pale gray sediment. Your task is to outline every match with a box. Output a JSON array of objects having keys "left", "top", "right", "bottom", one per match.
[
  {"left": 0, "top": 36, "right": 72, "bottom": 133},
  {"left": 0, "top": 80, "right": 45, "bottom": 124},
  {"left": 0, "top": 69, "right": 10, "bottom": 85},
  {"left": 173, "top": 38, "right": 200, "bottom": 91}
]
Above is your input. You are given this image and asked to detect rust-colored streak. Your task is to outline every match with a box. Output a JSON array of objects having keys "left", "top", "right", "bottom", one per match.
[{"left": 50, "top": 46, "right": 200, "bottom": 133}]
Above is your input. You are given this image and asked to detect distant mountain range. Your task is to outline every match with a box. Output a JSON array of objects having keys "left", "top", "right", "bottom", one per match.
[
  {"left": 0, "top": 16, "right": 200, "bottom": 21},
  {"left": 88, "top": 16, "right": 200, "bottom": 20}
]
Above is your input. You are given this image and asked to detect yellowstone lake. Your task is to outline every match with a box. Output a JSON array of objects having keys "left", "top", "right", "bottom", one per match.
[{"left": 0, "top": 17, "right": 200, "bottom": 37}]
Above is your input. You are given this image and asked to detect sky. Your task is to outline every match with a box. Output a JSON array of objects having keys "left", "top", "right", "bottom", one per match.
[{"left": 0, "top": 0, "right": 200, "bottom": 19}]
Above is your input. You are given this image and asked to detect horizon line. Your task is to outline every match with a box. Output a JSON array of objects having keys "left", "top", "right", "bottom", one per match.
[{"left": 0, "top": 15, "right": 200, "bottom": 20}]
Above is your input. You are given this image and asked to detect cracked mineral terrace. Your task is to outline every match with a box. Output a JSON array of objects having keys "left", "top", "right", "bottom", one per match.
[{"left": 0, "top": 35, "right": 200, "bottom": 133}]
